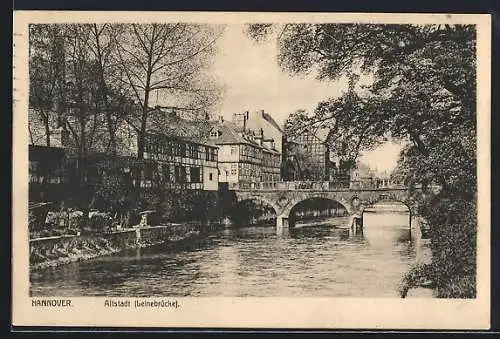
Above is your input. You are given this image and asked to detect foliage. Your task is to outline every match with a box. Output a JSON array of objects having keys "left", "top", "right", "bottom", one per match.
[
  {"left": 29, "top": 23, "right": 224, "bottom": 160},
  {"left": 248, "top": 23, "right": 478, "bottom": 297},
  {"left": 137, "top": 188, "right": 221, "bottom": 224},
  {"left": 112, "top": 23, "right": 224, "bottom": 158},
  {"left": 29, "top": 24, "right": 226, "bottom": 221},
  {"left": 29, "top": 25, "right": 66, "bottom": 147},
  {"left": 283, "top": 109, "right": 310, "bottom": 136}
]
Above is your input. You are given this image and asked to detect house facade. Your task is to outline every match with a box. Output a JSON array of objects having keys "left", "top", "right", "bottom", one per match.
[
  {"left": 141, "top": 133, "right": 219, "bottom": 191},
  {"left": 209, "top": 119, "right": 281, "bottom": 189},
  {"left": 283, "top": 125, "right": 331, "bottom": 181}
]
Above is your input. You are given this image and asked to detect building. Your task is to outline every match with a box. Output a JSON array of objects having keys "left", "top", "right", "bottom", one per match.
[
  {"left": 28, "top": 109, "right": 73, "bottom": 201},
  {"left": 350, "top": 162, "right": 376, "bottom": 189},
  {"left": 232, "top": 110, "right": 283, "bottom": 153},
  {"left": 116, "top": 109, "right": 219, "bottom": 191},
  {"left": 283, "top": 125, "right": 332, "bottom": 181},
  {"left": 208, "top": 118, "right": 281, "bottom": 189},
  {"left": 28, "top": 107, "right": 220, "bottom": 192},
  {"left": 372, "top": 170, "right": 405, "bottom": 188},
  {"left": 141, "top": 132, "right": 218, "bottom": 191}
]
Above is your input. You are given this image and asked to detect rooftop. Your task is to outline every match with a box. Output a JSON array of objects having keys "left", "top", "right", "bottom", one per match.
[
  {"left": 261, "top": 111, "right": 283, "bottom": 134},
  {"left": 209, "top": 120, "right": 280, "bottom": 153}
]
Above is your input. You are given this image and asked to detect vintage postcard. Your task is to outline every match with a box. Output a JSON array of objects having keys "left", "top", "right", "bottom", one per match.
[{"left": 12, "top": 11, "right": 491, "bottom": 329}]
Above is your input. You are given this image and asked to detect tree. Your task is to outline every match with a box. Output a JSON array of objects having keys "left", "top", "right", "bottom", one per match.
[
  {"left": 247, "top": 23, "right": 477, "bottom": 297},
  {"left": 283, "top": 109, "right": 309, "bottom": 137},
  {"left": 83, "top": 24, "right": 130, "bottom": 155},
  {"left": 113, "top": 23, "right": 224, "bottom": 159},
  {"left": 29, "top": 24, "right": 66, "bottom": 146},
  {"left": 62, "top": 25, "right": 104, "bottom": 179}
]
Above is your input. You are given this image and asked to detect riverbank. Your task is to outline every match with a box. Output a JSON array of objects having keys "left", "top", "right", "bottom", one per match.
[
  {"left": 29, "top": 223, "right": 213, "bottom": 271},
  {"left": 399, "top": 215, "right": 436, "bottom": 298}
]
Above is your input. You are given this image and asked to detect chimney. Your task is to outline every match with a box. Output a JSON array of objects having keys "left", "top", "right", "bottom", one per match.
[
  {"left": 255, "top": 130, "right": 263, "bottom": 146},
  {"left": 261, "top": 109, "right": 265, "bottom": 117}
]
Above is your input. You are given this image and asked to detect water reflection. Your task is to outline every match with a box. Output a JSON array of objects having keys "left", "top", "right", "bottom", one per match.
[{"left": 31, "top": 210, "right": 419, "bottom": 298}]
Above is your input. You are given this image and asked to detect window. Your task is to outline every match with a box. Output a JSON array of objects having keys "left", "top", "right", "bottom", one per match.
[
  {"left": 162, "top": 164, "right": 170, "bottom": 182},
  {"left": 186, "top": 144, "right": 196, "bottom": 159},
  {"left": 210, "top": 129, "right": 220, "bottom": 138},
  {"left": 231, "top": 164, "right": 237, "bottom": 175},
  {"left": 190, "top": 167, "right": 201, "bottom": 183},
  {"left": 209, "top": 173, "right": 213, "bottom": 181},
  {"left": 179, "top": 143, "right": 186, "bottom": 157},
  {"left": 172, "top": 142, "right": 179, "bottom": 156},
  {"left": 230, "top": 146, "right": 237, "bottom": 154},
  {"left": 205, "top": 146, "right": 210, "bottom": 161},
  {"left": 210, "top": 148, "right": 217, "bottom": 161},
  {"left": 175, "top": 166, "right": 186, "bottom": 183}
]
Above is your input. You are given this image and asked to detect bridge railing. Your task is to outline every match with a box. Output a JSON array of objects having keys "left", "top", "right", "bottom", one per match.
[
  {"left": 232, "top": 181, "right": 351, "bottom": 190},
  {"left": 230, "top": 181, "right": 411, "bottom": 191}
]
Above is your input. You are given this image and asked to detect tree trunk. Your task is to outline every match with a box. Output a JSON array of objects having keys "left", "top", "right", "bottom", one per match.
[
  {"left": 43, "top": 112, "right": 51, "bottom": 147},
  {"left": 106, "top": 114, "right": 117, "bottom": 156},
  {"left": 137, "top": 79, "right": 151, "bottom": 160}
]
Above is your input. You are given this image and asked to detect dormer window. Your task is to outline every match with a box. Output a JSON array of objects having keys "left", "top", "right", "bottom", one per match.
[{"left": 209, "top": 128, "right": 221, "bottom": 139}]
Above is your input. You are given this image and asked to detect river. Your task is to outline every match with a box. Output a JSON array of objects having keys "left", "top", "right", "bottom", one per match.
[{"left": 30, "top": 209, "right": 425, "bottom": 297}]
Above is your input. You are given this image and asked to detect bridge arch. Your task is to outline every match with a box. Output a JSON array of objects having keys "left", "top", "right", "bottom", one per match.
[
  {"left": 360, "top": 191, "right": 413, "bottom": 216},
  {"left": 232, "top": 186, "right": 416, "bottom": 230},
  {"left": 230, "top": 196, "right": 280, "bottom": 226},
  {"left": 235, "top": 196, "right": 280, "bottom": 216},
  {"left": 281, "top": 193, "right": 352, "bottom": 219},
  {"left": 287, "top": 196, "right": 350, "bottom": 221},
  {"left": 362, "top": 197, "right": 413, "bottom": 231}
]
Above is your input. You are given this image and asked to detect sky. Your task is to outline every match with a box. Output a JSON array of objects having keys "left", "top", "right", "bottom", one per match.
[{"left": 211, "top": 24, "right": 404, "bottom": 173}]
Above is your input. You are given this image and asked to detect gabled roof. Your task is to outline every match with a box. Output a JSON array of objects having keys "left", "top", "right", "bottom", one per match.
[
  {"left": 209, "top": 121, "right": 280, "bottom": 153},
  {"left": 288, "top": 123, "right": 330, "bottom": 144},
  {"left": 209, "top": 121, "right": 260, "bottom": 147},
  {"left": 145, "top": 109, "right": 216, "bottom": 147},
  {"left": 262, "top": 111, "right": 283, "bottom": 133}
]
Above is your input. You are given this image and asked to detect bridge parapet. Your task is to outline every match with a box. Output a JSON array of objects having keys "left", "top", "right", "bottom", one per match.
[
  {"left": 234, "top": 181, "right": 409, "bottom": 191},
  {"left": 232, "top": 184, "right": 417, "bottom": 230}
]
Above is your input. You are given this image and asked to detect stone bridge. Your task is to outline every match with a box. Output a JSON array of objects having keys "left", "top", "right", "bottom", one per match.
[{"left": 233, "top": 186, "right": 414, "bottom": 230}]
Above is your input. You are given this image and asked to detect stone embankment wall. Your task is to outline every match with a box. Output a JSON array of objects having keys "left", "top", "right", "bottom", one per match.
[
  {"left": 403, "top": 215, "right": 435, "bottom": 298},
  {"left": 29, "top": 224, "right": 202, "bottom": 270}
]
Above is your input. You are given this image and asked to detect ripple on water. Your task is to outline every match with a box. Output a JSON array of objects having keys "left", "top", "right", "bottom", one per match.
[{"left": 30, "top": 213, "right": 421, "bottom": 297}]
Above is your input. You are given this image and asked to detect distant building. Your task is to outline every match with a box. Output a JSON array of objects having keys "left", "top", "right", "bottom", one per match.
[
  {"left": 209, "top": 117, "right": 281, "bottom": 189},
  {"left": 350, "top": 162, "right": 376, "bottom": 189},
  {"left": 372, "top": 170, "right": 405, "bottom": 188}
]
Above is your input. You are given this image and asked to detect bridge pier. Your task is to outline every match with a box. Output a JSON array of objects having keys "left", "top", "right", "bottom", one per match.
[
  {"left": 276, "top": 215, "right": 289, "bottom": 232},
  {"left": 349, "top": 213, "right": 363, "bottom": 232}
]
